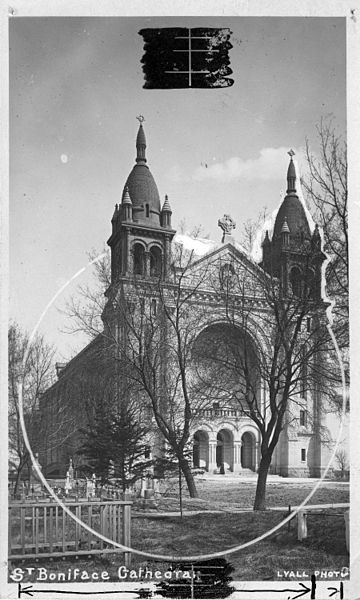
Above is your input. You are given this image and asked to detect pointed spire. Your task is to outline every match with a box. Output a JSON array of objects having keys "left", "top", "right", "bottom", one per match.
[
  {"left": 286, "top": 149, "right": 297, "bottom": 194},
  {"left": 281, "top": 218, "right": 290, "bottom": 234},
  {"left": 311, "top": 223, "right": 322, "bottom": 249},
  {"left": 162, "top": 194, "right": 172, "bottom": 213},
  {"left": 136, "top": 115, "right": 147, "bottom": 164},
  {"left": 262, "top": 230, "right": 271, "bottom": 246},
  {"left": 161, "top": 194, "right": 172, "bottom": 228},
  {"left": 281, "top": 217, "right": 290, "bottom": 248},
  {"left": 111, "top": 203, "right": 119, "bottom": 222},
  {"left": 122, "top": 186, "right": 132, "bottom": 205},
  {"left": 121, "top": 186, "right": 133, "bottom": 222}
]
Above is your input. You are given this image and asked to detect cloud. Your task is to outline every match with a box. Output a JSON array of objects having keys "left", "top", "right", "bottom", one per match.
[{"left": 192, "top": 147, "right": 302, "bottom": 183}]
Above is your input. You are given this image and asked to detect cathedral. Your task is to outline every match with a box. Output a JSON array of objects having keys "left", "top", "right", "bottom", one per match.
[{"left": 38, "top": 119, "right": 343, "bottom": 480}]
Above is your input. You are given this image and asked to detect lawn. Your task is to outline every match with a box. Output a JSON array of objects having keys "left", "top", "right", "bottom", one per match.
[
  {"left": 152, "top": 476, "right": 349, "bottom": 512},
  {"left": 8, "top": 476, "right": 349, "bottom": 583},
  {"left": 10, "top": 510, "right": 348, "bottom": 582},
  {"left": 130, "top": 509, "right": 348, "bottom": 580}
]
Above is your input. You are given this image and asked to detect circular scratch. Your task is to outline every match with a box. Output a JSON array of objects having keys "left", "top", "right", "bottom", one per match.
[{"left": 18, "top": 250, "right": 348, "bottom": 562}]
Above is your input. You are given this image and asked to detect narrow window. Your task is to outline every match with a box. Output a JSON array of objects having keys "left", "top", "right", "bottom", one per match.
[
  {"left": 146, "top": 204, "right": 150, "bottom": 218},
  {"left": 300, "top": 410, "right": 307, "bottom": 427},
  {"left": 151, "top": 299, "right": 157, "bottom": 316},
  {"left": 306, "top": 317, "right": 311, "bottom": 332},
  {"left": 150, "top": 246, "right": 162, "bottom": 277},
  {"left": 290, "top": 266, "right": 302, "bottom": 297},
  {"left": 301, "top": 448, "right": 306, "bottom": 462},
  {"left": 133, "top": 244, "right": 145, "bottom": 275}
]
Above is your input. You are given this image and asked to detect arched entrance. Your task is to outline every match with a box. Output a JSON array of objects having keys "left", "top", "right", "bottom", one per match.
[
  {"left": 216, "top": 429, "right": 234, "bottom": 472},
  {"left": 241, "top": 431, "right": 256, "bottom": 470},
  {"left": 191, "top": 322, "right": 260, "bottom": 416},
  {"left": 193, "top": 430, "right": 209, "bottom": 471}
]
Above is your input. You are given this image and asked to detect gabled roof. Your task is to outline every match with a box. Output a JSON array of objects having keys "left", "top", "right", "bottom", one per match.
[{"left": 175, "top": 237, "right": 268, "bottom": 281}]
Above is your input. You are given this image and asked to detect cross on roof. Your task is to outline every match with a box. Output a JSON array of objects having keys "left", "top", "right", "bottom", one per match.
[
  {"left": 136, "top": 115, "right": 145, "bottom": 124},
  {"left": 288, "top": 149, "right": 295, "bottom": 158}
]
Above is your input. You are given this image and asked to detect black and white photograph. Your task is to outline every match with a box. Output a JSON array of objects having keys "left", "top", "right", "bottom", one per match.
[{"left": 2, "top": 3, "right": 358, "bottom": 599}]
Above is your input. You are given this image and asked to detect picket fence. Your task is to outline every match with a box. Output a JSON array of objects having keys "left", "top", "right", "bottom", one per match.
[{"left": 8, "top": 499, "right": 132, "bottom": 564}]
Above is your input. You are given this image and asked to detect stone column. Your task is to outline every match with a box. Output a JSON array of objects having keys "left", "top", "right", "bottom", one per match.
[
  {"left": 124, "top": 230, "right": 130, "bottom": 275},
  {"left": 144, "top": 251, "right": 150, "bottom": 278},
  {"left": 164, "top": 236, "right": 170, "bottom": 279},
  {"left": 208, "top": 433, "right": 217, "bottom": 473},
  {"left": 128, "top": 244, "right": 134, "bottom": 275},
  {"left": 233, "top": 441, "right": 242, "bottom": 473}
]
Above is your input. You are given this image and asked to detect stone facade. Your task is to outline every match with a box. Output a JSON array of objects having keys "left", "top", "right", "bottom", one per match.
[{"left": 38, "top": 124, "right": 345, "bottom": 479}]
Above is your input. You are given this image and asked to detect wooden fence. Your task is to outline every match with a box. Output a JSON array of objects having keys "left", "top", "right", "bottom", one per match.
[
  {"left": 296, "top": 503, "right": 349, "bottom": 551},
  {"left": 9, "top": 500, "right": 132, "bottom": 564}
]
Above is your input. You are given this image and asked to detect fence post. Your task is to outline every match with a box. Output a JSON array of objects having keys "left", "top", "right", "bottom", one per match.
[
  {"left": 344, "top": 509, "right": 349, "bottom": 552},
  {"left": 122, "top": 503, "right": 131, "bottom": 567},
  {"left": 297, "top": 510, "right": 308, "bottom": 541},
  {"left": 8, "top": 500, "right": 131, "bottom": 560},
  {"left": 20, "top": 506, "right": 25, "bottom": 553}
]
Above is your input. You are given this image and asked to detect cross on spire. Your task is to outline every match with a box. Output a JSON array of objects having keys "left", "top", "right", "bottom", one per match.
[
  {"left": 288, "top": 149, "right": 295, "bottom": 158},
  {"left": 136, "top": 115, "right": 145, "bottom": 124}
]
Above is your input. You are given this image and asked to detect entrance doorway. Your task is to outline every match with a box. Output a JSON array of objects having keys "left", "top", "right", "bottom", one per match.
[
  {"left": 192, "top": 430, "right": 209, "bottom": 470},
  {"left": 241, "top": 432, "right": 255, "bottom": 470},
  {"left": 216, "top": 429, "right": 234, "bottom": 472}
]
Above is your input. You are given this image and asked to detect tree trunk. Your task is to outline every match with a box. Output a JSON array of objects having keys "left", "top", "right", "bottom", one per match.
[
  {"left": 179, "top": 457, "right": 198, "bottom": 498},
  {"left": 14, "top": 466, "right": 22, "bottom": 498},
  {"left": 253, "top": 455, "right": 271, "bottom": 511}
]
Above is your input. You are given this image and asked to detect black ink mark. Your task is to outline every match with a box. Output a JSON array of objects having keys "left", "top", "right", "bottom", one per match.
[
  {"left": 311, "top": 573, "right": 316, "bottom": 599},
  {"left": 231, "top": 583, "right": 312, "bottom": 599},
  {"left": 139, "top": 28, "right": 234, "bottom": 89},
  {"left": 155, "top": 558, "right": 234, "bottom": 598},
  {"left": 328, "top": 582, "right": 344, "bottom": 599},
  {"left": 18, "top": 582, "right": 150, "bottom": 598}
]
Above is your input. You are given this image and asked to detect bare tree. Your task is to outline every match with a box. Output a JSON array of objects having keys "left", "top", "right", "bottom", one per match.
[
  {"left": 101, "top": 245, "right": 215, "bottom": 499},
  {"left": 193, "top": 250, "right": 337, "bottom": 510},
  {"left": 63, "top": 233, "right": 214, "bottom": 499},
  {"left": 302, "top": 117, "right": 348, "bottom": 348},
  {"left": 61, "top": 247, "right": 111, "bottom": 342},
  {"left": 8, "top": 323, "right": 56, "bottom": 496},
  {"left": 239, "top": 206, "right": 269, "bottom": 254}
]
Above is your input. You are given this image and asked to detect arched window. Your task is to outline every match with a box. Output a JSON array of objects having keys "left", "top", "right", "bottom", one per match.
[
  {"left": 150, "top": 246, "right": 162, "bottom": 278},
  {"left": 133, "top": 243, "right": 145, "bottom": 275},
  {"left": 145, "top": 204, "right": 150, "bottom": 218},
  {"left": 290, "top": 266, "right": 302, "bottom": 297}
]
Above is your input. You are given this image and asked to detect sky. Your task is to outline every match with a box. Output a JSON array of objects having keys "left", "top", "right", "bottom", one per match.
[{"left": 9, "top": 16, "right": 346, "bottom": 360}]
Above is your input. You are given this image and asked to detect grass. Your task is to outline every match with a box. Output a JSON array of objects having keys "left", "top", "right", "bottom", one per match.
[
  {"left": 9, "top": 477, "right": 349, "bottom": 583},
  {"left": 10, "top": 510, "right": 348, "bottom": 582},
  {"left": 153, "top": 476, "right": 349, "bottom": 512},
  {"left": 129, "top": 509, "right": 348, "bottom": 580}
]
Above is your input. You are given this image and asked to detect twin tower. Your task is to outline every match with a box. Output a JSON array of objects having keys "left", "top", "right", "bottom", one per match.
[{"left": 107, "top": 121, "right": 325, "bottom": 300}]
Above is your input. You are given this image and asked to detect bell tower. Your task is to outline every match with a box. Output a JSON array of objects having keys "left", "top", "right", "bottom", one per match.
[
  {"left": 106, "top": 117, "right": 176, "bottom": 289},
  {"left": 261, "top": 150, "right": 325, "bottom": 299}
]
